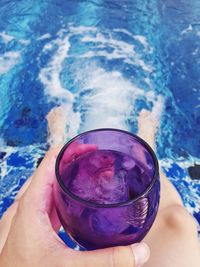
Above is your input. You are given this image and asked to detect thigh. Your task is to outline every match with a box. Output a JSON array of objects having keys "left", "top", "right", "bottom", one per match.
[
  {"left": 143, "top": 175, "right": 200, "bottom": 267},
  {"left": 159, "top": 172, "right": 183, "bottom": 210}
]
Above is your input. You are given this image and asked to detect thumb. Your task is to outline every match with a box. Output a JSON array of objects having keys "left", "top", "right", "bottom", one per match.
[{"left": 64, "top": 243, "right": 150, "bottom": 267}]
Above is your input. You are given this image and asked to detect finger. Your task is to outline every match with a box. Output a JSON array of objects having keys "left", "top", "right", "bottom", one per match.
[
  {"left": 13, "top": 149, "right": 64, "bottom": 247},
  {"left": 62, "top": 143, "right": 97, "bottom": 164},
  {"left": 21, "top": 148, "right": 59, "bottom": 215},
  {"left": 62, "top": 243, "right": 150, "bottom": 267},
  {"left": 23, "top": 146, "right": 60, "bottom": 201},
  {"left": 16, "top": 147, "right": 63, "bottom": 235},
  {"left": 74, "top": 144, "right": 97, "bottom": 155},
  {"left": 0, "top": 176, "right": 33, "bottom": 252},
  {"left": 9, "top": 148, "right": 67, "bottom": 249},
  {"left": 0, "top": 201, "right": 18, "bottom": 252}
]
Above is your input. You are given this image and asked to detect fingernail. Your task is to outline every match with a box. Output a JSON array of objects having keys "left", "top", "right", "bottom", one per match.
[{"left": 131, "top": 243, "right": 150, "bottom": 266}]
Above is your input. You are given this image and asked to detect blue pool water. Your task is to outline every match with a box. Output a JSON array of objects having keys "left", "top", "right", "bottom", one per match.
[{"left": 0, "top": 0, "right": 200, "bottom": 242}]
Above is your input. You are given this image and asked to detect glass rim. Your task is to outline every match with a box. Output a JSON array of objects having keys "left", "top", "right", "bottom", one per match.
[{"left": 55, "top": 128, "right": 159, "bottom": 208}]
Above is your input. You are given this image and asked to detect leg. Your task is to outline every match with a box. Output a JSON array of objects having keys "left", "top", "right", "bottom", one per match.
[
  {"left": 46, "top": 106, "right": 68, "bottom": 147},
  {"left": 138, "top": 109, "right": 183, "bottom": 210},
  {"left": 138, "top": 109, "right": 200, "bottom": 267}
]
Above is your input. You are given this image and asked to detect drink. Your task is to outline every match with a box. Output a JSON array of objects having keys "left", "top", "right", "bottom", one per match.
[
  {"left": 62, "top": 149, "right": 152, "bottom": 205},
  {"left": 54, "top": 129, "right": 160, "bottom": 249}
]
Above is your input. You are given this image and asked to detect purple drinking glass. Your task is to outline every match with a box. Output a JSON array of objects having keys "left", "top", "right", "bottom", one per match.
[{"left": 54, "top": 128, "right": 160, "bottom": 250}]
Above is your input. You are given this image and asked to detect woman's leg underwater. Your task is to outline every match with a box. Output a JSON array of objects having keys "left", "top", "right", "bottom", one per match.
[{"left": 46, "top": 106, "right": 68, "bottom": 147}]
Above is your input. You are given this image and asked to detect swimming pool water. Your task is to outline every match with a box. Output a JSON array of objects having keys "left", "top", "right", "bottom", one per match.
[{"left": 0, "top": 0, "right": 199, "bottom": 242}]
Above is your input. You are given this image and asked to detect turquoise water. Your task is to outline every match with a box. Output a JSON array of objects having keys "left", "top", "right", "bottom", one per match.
[{"left": 0, "top": 0, "right": 199, "bottom": 240}]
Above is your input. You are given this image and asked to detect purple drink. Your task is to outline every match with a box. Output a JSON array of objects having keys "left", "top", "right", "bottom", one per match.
[
  {"left": 63, "top": 150, "right": 153, "bottom": 205},
  {"left": 54, "top": 129, "right": 160, "bottom": 250}
]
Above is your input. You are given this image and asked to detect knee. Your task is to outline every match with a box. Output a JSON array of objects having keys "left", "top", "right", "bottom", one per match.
[{"left": 161, "top": 205, "right": 198, "bottom": 236}]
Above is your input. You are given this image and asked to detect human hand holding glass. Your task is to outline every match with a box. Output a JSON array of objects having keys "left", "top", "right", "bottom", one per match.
[
  {"left": 54, "top": 129, "right": 160, "bottom": 250},
  {"left": 0, "top": 148, "right": 150, "bottom": 267}
]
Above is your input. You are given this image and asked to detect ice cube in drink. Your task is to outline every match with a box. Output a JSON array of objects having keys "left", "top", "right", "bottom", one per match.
[{"left": 62, "top": 149, "right": 152, "bottom": 204}]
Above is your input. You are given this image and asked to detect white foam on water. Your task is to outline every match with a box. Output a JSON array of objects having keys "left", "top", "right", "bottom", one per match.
[
  {"left": 0, "top": 31, "right": 30, "bottom": 46},
  {"left": 81, "top": 33, "right": 132, "bottom": 48},
  {"left": 192, "top": 48, "right": 199, "bottom": 56},
  {"left": 19, "top": 39, "right": 30, "bottom": 45},
  {"left": 43, "top": 43, "right": 53, "bottom": 51},
  {"left": 39, "top": 30, "right": 81, "bottom": 139},
  {"left": 37, "top": 33, "right": 51, "bottom": 41},
  {"left": 0, "top": 137, "right": 6, "bottom": 147},
  {"left": 149, "top": 94, "right": 164, "bottom": 120},
  {"left": 113, "top": 28, "right": 135, "bottom": 37},
  {"left": 181, "top": 24, "right": 193, "bottom": 35},
  {"left": 144, "top": 77, "right": 152, "bottom": 87},
  {"left": 80, "top": 32, "right": 153, "bottom": 72},
  {"left": 0, "top": 32, "right": 14, "bottom": 43},
  {"left": 69, "top": 25, "right": 97, "bottom": 34},
  {"left": 133, "top": 35, "right": 149, "bottom": 50},
  {"left": 79, "top": 67, "right": 141, "bottom": 131},
  {"left": 113, "top": 29, "right": 152, "bottom": 51},
  {"left": 39, "top": 31, "right": 72, "bottom": 99},
  {"left": 68, "top": 25, "right": 153, "bottom": 71},
  {"left": 39, "top": 25, "right": 159, "bottom": 137},
  {"left": 75, "top": 65, "right": 163, "bottom": 132},
  {"left": 0, "top": 51, "right": 21, "bottom": 74}
]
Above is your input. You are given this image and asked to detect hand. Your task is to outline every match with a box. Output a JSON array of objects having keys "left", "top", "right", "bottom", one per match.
[{"left": 0, "top": 147, "right": 150, "bottom": 267}]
